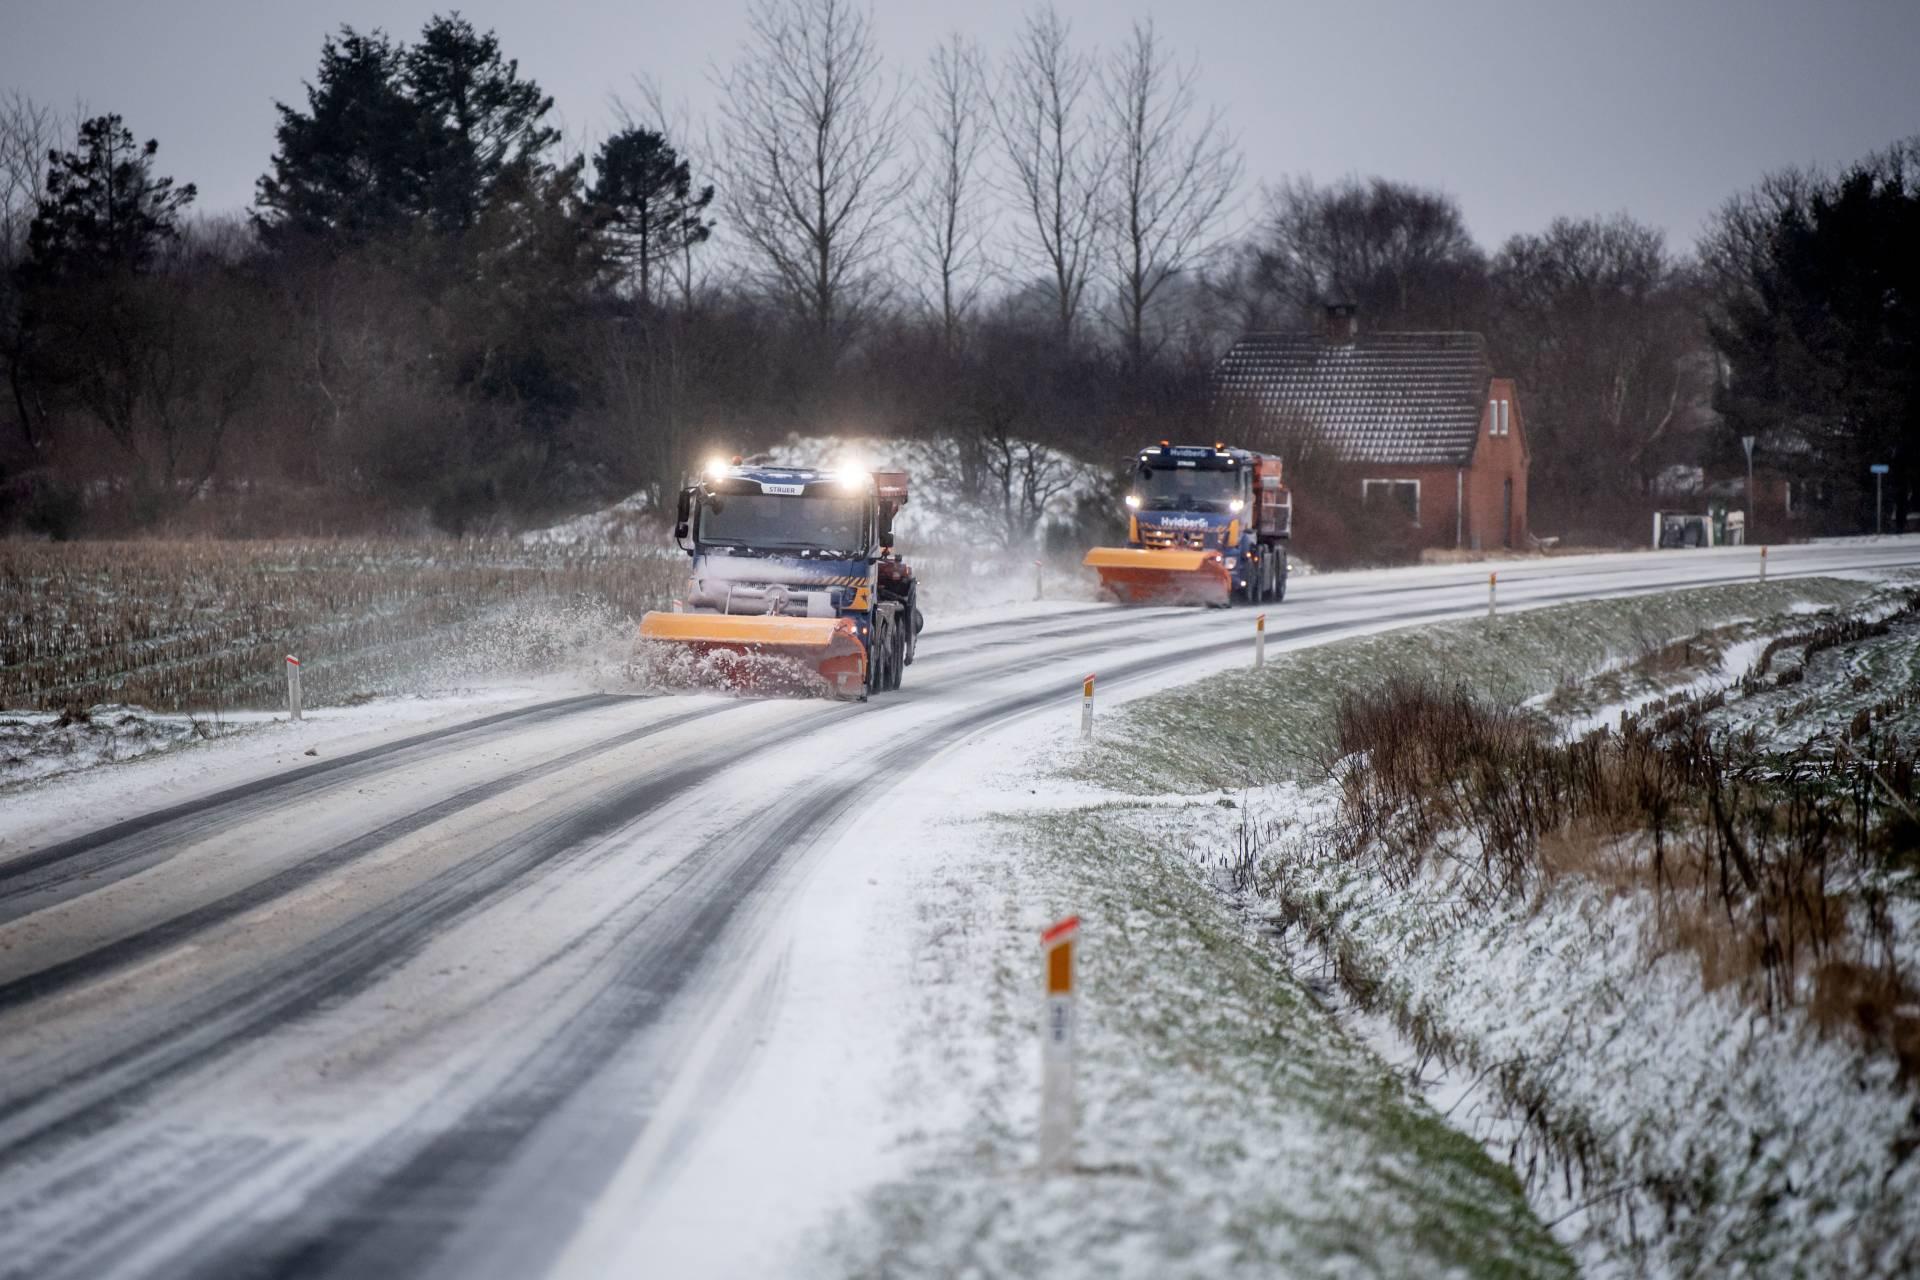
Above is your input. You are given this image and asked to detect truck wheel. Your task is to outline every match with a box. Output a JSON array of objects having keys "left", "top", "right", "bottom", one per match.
[
  {"left": 865, "top": 616, "right": 888, "bottom": 698},
  {"left": 889, "top": 622, "right": 907, "bottom": 690},
  {"left": 1272, "top": 548, "right": 1288, "bottom": 603}
]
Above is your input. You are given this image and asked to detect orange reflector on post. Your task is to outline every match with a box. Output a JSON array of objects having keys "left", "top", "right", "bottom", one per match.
[
  {"left": 1042, "top": 914, "right": 1079, "bottom": 994},
  {"left": 1039, "top": 913, "right": 1079, "bottom": 1172}
]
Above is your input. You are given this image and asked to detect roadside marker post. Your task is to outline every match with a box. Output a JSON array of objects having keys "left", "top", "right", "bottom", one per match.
[
  {"left": 285, "top": 655, "right": 303, "bottom": 722},
  {"left": 1080, "top": 674, "right": 1095, "bottom": 739},
  {"left": 1254, "top": 612, "right": 1267, "bottom": 669},
  {"left": 1760, "top": 545, "right": 1768, "bottom": 582},
  {"left": 1034, "top": 559, "right": 1044, "bottom": 601},
  {"left": 1039, "top": 914, "right": 1080, "bottom": 1173},
  {"left": 1488, "top": 572, "right": 1498, "bottom": 619}
]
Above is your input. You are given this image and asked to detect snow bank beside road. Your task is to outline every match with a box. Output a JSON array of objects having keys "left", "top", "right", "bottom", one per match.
[{"left": 1069, "top": 577, "right": 1920, "bottom": 1277}]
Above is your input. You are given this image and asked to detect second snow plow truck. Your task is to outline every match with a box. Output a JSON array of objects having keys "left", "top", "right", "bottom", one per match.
[
  {"left": 1084, "top": 442, "right": 1292, "bottom": 606},
  {"left": 634, "top": 458, "right": 920, "bottom": 699}
]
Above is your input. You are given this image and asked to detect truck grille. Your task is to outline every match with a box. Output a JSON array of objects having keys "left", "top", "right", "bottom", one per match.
[{"left": 1141, "top": 527, "right": 1209, "bottom": 549}]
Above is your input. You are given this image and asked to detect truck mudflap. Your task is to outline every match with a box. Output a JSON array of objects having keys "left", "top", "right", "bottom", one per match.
[
  {"left": 1082, "top": 546, "right": 1232, "bottom": 606},
  {"left": 633, "top": 611, "right": 867, "bottom": 698}
]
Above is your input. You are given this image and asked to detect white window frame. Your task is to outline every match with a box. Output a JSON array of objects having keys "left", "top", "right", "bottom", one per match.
[
  {"left": 1361, "top": 478, "right": 1421, "bottom": 525},
  {"left": 1499, "top": 399, "right": 1510, "bottom": 436}
]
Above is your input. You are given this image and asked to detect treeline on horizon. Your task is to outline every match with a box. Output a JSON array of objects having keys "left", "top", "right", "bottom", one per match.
[{"left": 0, "top": 0, "right": 1913, "bottom": 548}]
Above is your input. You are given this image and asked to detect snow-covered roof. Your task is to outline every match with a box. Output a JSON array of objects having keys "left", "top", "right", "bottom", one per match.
[{"left": 1214, "top": 331, "right": 1495, "bottom": 467}]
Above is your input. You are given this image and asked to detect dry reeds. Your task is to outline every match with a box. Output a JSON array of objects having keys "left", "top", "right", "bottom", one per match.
[{"left": 1328, "top": 659, "right": 1920, "bottom": 1080}]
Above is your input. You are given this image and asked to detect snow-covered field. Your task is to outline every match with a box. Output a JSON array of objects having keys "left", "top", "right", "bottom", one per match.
[{"left": 1, "top": 537, "right": 1917, "bottom": 1278}]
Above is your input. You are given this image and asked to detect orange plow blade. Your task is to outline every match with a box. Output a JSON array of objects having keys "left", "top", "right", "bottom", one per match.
[
  {"left": 634, "top": 611, "right": 867, "bottom": 697},
  {"left": 1082, "top": 547, "right": 1232, "bottom": 606}
]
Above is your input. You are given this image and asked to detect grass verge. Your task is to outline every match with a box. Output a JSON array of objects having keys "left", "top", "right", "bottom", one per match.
[
  {"left": 1069, "top": 576, "right": 1873, "bottom": 794},
  {"left": 822, "top": 802, "right": 1572, "bottom": 1278}
]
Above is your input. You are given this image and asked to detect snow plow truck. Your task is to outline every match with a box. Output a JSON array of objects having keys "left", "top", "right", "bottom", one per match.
[
  {"left": 1084, "top": 442, "right": 1292, "bottom": 606},
  {"left": 634, "top": 458, "right": 920, "bottom": 699}
]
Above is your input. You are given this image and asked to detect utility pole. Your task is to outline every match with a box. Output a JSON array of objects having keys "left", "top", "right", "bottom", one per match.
[{"left": 1741, "top": 435, "right": 1756, "bottom": 545}]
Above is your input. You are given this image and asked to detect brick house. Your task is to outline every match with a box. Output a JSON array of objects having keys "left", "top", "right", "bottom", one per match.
[{"left": 1214, "top": 307, "right": 1531, "bottom": 551}]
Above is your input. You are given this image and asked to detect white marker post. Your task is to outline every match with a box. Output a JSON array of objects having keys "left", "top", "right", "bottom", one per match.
[
  {"left": 1760, "top": 545, "right": 1768, "bottom": 582},
  {"left": 1034, "top": 558, "right": 1044, "bottom": 602},
  {"left": 1080, "top": 673, "right": 1095, "bottom": 739},
  {"left": 285, "top": 655, "right": 303, "bottom": 722},
  {"left": 1488, "top": 571, "right": 1498, "bottom": 619},
  {"left": 1039, "top": 914, "right": 1079, "bottom": 1173},
  {"left": 1254, "top": 612, "right": 1267, "bottom": 669}
]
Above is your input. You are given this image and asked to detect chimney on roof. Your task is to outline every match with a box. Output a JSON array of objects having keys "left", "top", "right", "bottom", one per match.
[{"left": 1322, "top": 302, "right": 1358, "bottom": 343}]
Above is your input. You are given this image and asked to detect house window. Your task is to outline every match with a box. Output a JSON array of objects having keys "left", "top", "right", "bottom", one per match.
[
  {"left": 1499, "top": 400, "right": 1510, "bottom": 436},
  {"left": 1362, "top": 478, "right": 1420, "bottom": 523}
]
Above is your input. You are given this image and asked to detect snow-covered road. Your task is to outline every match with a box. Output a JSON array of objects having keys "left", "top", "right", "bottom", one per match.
[{"left": 0, "top": 539, "right": 1914, "bottom": 1279}]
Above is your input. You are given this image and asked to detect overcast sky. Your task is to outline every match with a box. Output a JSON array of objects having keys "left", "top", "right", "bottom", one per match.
[{"left": 3, "top": 0, "right": 1915, "bottom": 251}]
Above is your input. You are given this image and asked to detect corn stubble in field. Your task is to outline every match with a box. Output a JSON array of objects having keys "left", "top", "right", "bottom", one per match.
[
  {"left": 1329, "top": 597, "right": 1920, "bottom": 1083},
  {"left": 0, "top": 539, "right": 685, "bottom": 712}
]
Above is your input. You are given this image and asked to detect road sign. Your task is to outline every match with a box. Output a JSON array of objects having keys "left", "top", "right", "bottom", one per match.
[
  {"left": 1871, "top": 464, "right": 1890, "bottom": 475},
  {"left": 1040, "top": 915, "right": 1080, "bottom": 1173}
]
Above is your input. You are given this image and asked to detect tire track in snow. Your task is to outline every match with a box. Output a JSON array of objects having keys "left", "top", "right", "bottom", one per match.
[
  {"left": 0, "top": 704, "right": 749, "bottom": 1014},
  {"left": 0, "top": 694, "right": 632, "bottom": 920}
]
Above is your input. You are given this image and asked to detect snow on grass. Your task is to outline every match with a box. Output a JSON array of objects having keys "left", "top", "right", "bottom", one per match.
[
  {"left": 0, "top": 706, "right": 240, "bottom": 787},
  {"left": 1057, "top": 577, "right": 1920, "bottom": 1277},
  {"left": 1067, "top": 577, "right": 1873, "bottom": 796},
  {"left": 1698, "top": 595, "right": 1920, "bottom": 751},
  {"left": 518, "top": 491, "right": 664, "bottom": 548},
  {"left": 817, "top": 795, "right": 1572, "bottom": 1278}
]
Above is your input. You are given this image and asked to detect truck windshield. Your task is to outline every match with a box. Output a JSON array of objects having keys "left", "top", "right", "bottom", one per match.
[
  {"left": 1134, "top": 464, "right": 1239, "bottom": 512},
  {"left": 697, "top": 492, "right": 869, "bottom": 554}
]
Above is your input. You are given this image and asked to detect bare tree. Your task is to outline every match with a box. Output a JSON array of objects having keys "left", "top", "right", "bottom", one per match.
[
  {"left": 716, "top": 0, "right": 907, "bottom": 349},
  {"left": 1101, "top": 20, "right": 1242, "bottom": 369},
  {"left": 1489, "top": 214, "right": 1709, "bottom": 530},
  {"left": 1, "top": 93, "right": 68, "bottom": 452},
  {"left": 908, "top": 32, "right": 994, "bottom": 353},
  {"left": 0, "top": 93, "right": 63, "bottom": 263},
  {"left": 1240, "top": 176, "right": 1488, "bottom": 330},
  {"left": 994, "top": 4, "right": 1106, "bottom": 343}
]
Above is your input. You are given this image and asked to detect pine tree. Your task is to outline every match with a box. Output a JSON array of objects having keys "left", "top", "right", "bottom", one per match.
[
  {"left": 23, "top": 115, "right": 195, "bottom": 281},
  {"left": 254, "top": 28, "right": 418, "bottom": 246},
  {"left": 587, "top": 128, "right": 713, "bottom": 306},
  {"left": 1713, "top": 145, "right": 1920, "bottom": 531},
  {"left": 406, "top": 14, "right": 560, "bottom": 235}
]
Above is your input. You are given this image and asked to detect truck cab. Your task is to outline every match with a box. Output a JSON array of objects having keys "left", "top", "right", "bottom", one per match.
[
  {"left": 642, "top": 460, "right": 918, "bottom": 697},
  {"left": 1118, "top": 444, "right": 1290, "bottom": 603}
]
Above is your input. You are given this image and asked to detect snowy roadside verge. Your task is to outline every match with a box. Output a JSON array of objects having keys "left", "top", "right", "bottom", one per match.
[
  {"left": 811, "top": 780, "right": 1573, "bottom": 1278},
  {"left": 1063, "top": 577, "right": 1920, "bottom": 1277}
]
